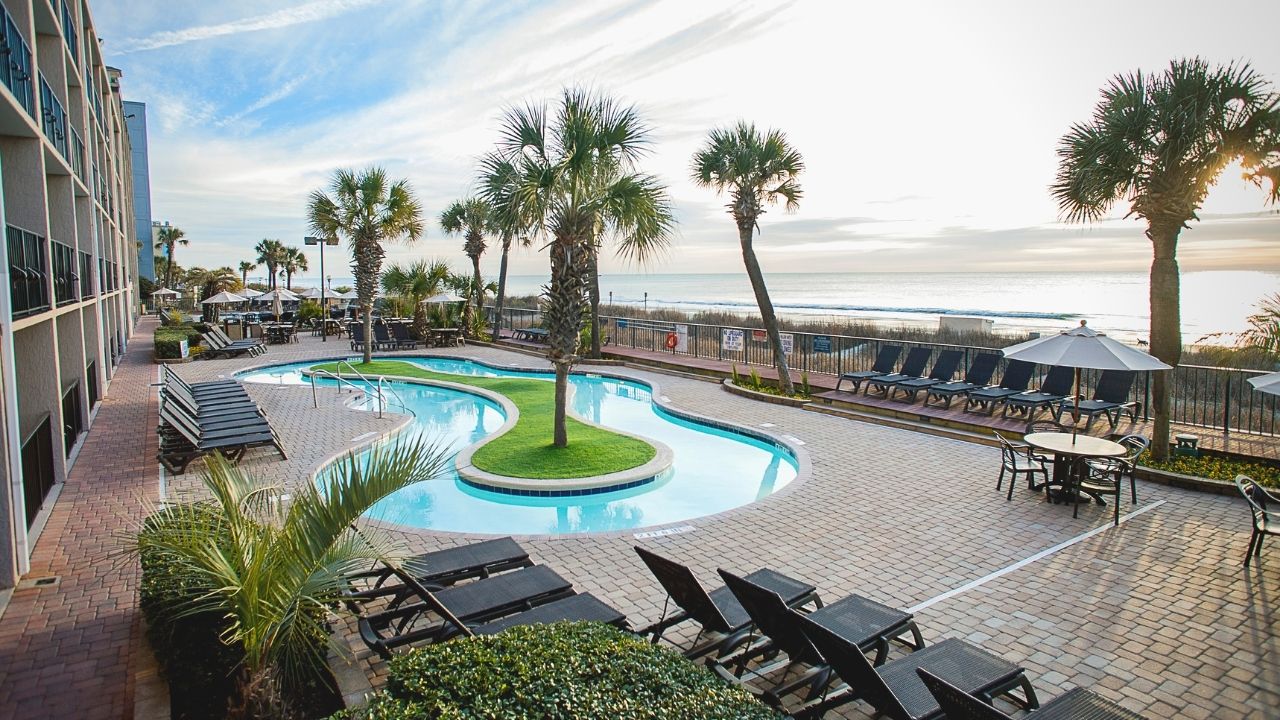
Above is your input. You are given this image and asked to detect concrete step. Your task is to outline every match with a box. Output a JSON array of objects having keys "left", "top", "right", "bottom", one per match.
[{"left": 805, "top": 403, "right": 1000, "bottom": 448}]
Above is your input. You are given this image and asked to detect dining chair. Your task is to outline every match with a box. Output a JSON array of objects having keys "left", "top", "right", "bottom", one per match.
[
  {"left": 1236, "top": 475, "right": 1279, "bottom": 567},
  {"left": 1079, "top": 434, "right": 1149, "bottom": 524},
  {"left": 994, "top": 431, "right": 1047, "bottom": 501}
]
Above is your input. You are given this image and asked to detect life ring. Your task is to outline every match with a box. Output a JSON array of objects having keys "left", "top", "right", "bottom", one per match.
[{"left": 665, "top": 332, "right": 678, "bottom": 350}]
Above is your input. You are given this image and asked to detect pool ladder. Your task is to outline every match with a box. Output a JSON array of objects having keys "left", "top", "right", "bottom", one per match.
[{"left": 310, "top": 360, "right": 415, "bottom": 419}]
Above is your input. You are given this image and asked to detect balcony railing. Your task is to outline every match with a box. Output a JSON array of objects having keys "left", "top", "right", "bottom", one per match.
[
  {"left": 70, "top": 127, "right": 84, "bottom": 179},
  {"left": 78, "top": 250, "right": 92, "bottom": 297},
  {"left": 7, "top": 224, "right": 49, "bottom": 318},
  {"left": 51, "top": 239, "right": 77, "bottom": 305},
  {"left": 59, "top": 0, "right": 77, "bottom": 60},
  {"left": 84, "top": 64, "right": 102, "bottom": 129},
  {"left": 0, "top": 4, "right": 34, "bottom": 117},
  {"left": 39, "top": 74, "right": 68, "bottom": 159}
]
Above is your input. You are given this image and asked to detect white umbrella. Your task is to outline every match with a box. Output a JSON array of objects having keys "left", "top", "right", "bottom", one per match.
[
  {"left": 151, "top": 287, "right": 180, "bottom": 297},
  {"left": 239, "top": 287, "right": 264, "bottom": 299},
  {"left": 200, "top": 290, "right": 248, "bottom": 304},
  {"left": 1002, "top": 320, "right": 1171, "bottom": 426},
  {"left": 422, "top": 292, "right": 465, "bottom": 304},
  {"left": 256, "top": 288, "right": 301, "bottom": 302},
  {"left": 1247, "top": 371, "right": 1280, "bottom": 397},
  {"left": 298, "top": 287, "right": 325, "bottom": 299}
]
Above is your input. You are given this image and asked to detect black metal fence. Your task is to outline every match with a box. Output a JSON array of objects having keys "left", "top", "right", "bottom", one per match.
[{"left": 489, "top": 306, "right": 1278, "bottom": 437}]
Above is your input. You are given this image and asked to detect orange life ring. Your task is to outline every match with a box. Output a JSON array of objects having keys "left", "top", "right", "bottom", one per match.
[{"left": 665, "top": 332, "right": 678, "bottom": 350}]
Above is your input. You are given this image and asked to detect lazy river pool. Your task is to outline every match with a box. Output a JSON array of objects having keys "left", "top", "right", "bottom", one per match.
[{"left": 237, "top": 357, "right": 798, "bottom": 534}]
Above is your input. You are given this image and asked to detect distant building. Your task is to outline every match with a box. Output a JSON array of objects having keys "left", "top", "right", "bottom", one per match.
[
  {"left": 123, "top": 101, "right": 153, "bottom": 280},
  {"left": 0, "top": 0, "right": 139, "bottom": 587}
]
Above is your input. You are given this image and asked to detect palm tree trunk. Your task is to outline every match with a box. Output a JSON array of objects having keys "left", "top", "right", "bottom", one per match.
[
  {"left": 545, "top": 237, "right": 586, "bottom": 448},
  {"left": 738, "top": 225, "right": 794, "bottom": 394},
  {"left": 553, "top": 364, "right": 569, "bottom": 447},
  {"left": 164, "top": 242, "right": 174, "bottom": 288},
  {"left": 471, "top": 254, "right": 484, "bottom": 338},
  {"left": 587, "top": 245, "right": 602, "bottom": 359},
  {"left": 492, "top": 239, "right": 511, "bottom": 341},
  {"left": 362, "top": 306, "right": 374, "bottom": 364},
  {"left": 1147, "top": 225, "right": 1182, "bottom": 461}
]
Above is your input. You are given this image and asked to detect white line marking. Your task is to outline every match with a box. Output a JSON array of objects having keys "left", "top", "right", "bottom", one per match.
[
  {"left": 784, "top": 435, "right": 805, "bottom": 446},
  {"left": 908, "top": 500, "right": 1167, "bottom": 614}
]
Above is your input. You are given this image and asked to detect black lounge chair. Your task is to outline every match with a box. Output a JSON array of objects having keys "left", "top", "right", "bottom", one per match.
[
  {"left": 790, "top": 613, "right": 1037, "bottom": 720},
  {"left": 209, "top": 326, "right": 266, "bottom": 356},
  {"left": 1002, "top": 366, "right": 1075, "bottom": 419},
  {"left": 1052, "top": 370, "right": 1138, "bottom": 430},
  {"left": 714, "top": 570, "right": 924, "bottom": 708},
  {"left": 924, "top": 353, "right": 1000, "bottom": 409},
  {"left": 917, "top": 668, "right": 1146, "bottom": 720},
  {"left": 836, "top": 345, "right": 903, "bottom": 393},
  {"left": 390, "top": 322, "right": 419, "bottom": 350},
  {"left": 373, "top": 322, "right": 396, "bottom": 350},
  {"left": 468, "top": 593, "right": 628, "bottom": 636},
  {"left": 157, "top": 402, "right": 286, "bottom": 473},
  {"left": 633, "top": 546, "right": 822, "bottom": 660},
  {"left": 343, "top": 537, "right": 533, "bottom": 605},
  {"left": 888, "top": 350, "right": 965, "bottom": 403},
  {"left": 349, "top": 323, "right": 368, "bottom": 352},
  {"left": 964, "top": 360, "right": 1035, "bottom": 415},
  {"left": 199, "top": 332, "right": 258, "bottom": 359},
  {"left": 865, "top": 348, "right": 932, "bottom": 397}
]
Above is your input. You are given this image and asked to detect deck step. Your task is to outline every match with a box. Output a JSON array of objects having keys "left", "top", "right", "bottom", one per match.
[{"left": 805, "top": 403, "right": 1000, "bottom": 447}]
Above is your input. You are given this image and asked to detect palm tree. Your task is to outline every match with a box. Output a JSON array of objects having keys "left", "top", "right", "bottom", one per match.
[
  {"left": 307, "top": 167, "right": 424, "bottom": 364},
  {"left": 238, "top": 261, "right": 257, "bottom": 287},
  {"left": 691, "top": 121, "right": 805, "bottom": 395},
  {"left": 184, "top": 266, "right": 239, "bottom": 321},
  {"left": 479, "top": 159, "right": 533, "bottom": 341},
  {"left": 381, "top": 259, "right": 450, "bottom": 339},
  {"left": 133, "top": 438, "right": 450, "bottom": 718},
  {"left": 155, "top": 225, "right": 187, "bottom": 288},
  {"left": 1051, "top": 58, "right": 1280, "bottom": 460},
  {"left": 254, "top": 239, "right": 286, "bottom": 289},
  {"left": 439, "top": 198, "right": 496, "bottom": 338},
  {"left": 281, "top": 246, "right": 309, "bottom": 289},
  {"left": 479, "top": 89, "right": 674, "bottom": 447}
]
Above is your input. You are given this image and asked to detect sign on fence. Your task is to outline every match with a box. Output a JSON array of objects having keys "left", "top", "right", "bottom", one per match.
[
  {"left": 722, "top": 328, "right": 744, "bottom": 352},
  {"left": 617, "top": 319, "right": 628, "bottom": 329},
  {"left": 675, "top": 324, "right": 689, "bottom": 353},
  {"left": 813, "top": 335, "right": 832, "bottom": 353},
  {"left": 780, "top": 332, "right": 794, "bottom": 354},
  {"left": 751, "top": 329, "right": 767, "bottom": 343}
]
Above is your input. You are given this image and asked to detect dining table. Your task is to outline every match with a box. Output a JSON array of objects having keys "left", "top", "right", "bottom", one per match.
[{"left": 1023, "top": 432, "right": 1126, "bottom": 505}]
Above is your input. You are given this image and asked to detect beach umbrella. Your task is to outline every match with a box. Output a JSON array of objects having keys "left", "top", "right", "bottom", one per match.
[
  {"left": 200, "top": 290, "right": 248, "bottom": 304},
  {"left": 422, "top": 292, "right": 465, "bottom": 304},
  {"left": 298, "top": 287, "right": 324, "bottom": 299},
  {"left": 256, "top": 288, "right": 299, "bottom": 320},
  {"left": 239, "top": 287, "right": 264, "bottom": 299},
  {"left": 1002, "top": 320, "right": 1171, "bottom": 426},
  {"left": 1247, "top": 371, "right": 1280, "bottom": 397},
  {"left": 151, "top": 287, "right": 179, "bottom": 297}
]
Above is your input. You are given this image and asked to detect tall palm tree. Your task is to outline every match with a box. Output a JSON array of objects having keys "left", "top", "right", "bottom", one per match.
[
  {"left": 238, "top": 260, "right": 257, "bottom": 287},
  {"left": 307, "top": 167, "right": 424, "bottom": 364},
  {"left": 155, "top": 225, "right": 187, "bottom": 288},
  {"left": 254, "top": 239, "right": 286, "bottom": 289},
  {"left": 691, "top": 122, "right": 805, "bottom": 395},
  {"left": 381, "top": 259, "right": 450, "bottom": 339},
  {"left": 1051, "top": 58, "right": 1280, "bottom": 460},
  {"left": 479, "top": 88, "right": 674, "bottom": 447},
  {"left": 281, "top": 246, "right": 309, "bottom": 289},
  {"left": 479, "top": 159, "right": 533, "bottom": 341},
  {"left": 185, "top": 266, "right": 239, "bottom": 321},
  {"left": 439, "top": 198, "right": 496, "bottom": 338}
]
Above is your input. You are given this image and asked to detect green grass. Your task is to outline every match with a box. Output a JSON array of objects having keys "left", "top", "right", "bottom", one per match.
[{"left": 310, "top": 360, "right": 656, "bottom": 479}]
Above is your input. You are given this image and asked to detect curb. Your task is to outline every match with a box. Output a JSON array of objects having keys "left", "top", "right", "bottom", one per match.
[{"left": 721, "top": 379, "right": 811, "bottom": 408}]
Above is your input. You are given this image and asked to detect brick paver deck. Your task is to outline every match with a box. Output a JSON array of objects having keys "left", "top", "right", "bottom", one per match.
[{"left": 0, "top": 319, "right": 160, "bottom": 719}]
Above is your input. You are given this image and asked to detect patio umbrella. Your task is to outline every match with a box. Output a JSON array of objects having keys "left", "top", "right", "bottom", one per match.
[
  {"left": 422, "top": 292, "right": 465, "bottom": 304},
  {"left": 1247, "top": 371, "right": 1280, "bottom": 397},
  {"left": 256, "top": 288, "right": 299, "bottom": 320},
  {"left": 151, "top": 286, "right": 179, "bottom": 298},
  {"left": 200, "top": 290, "right": 248, "bottom": 304},
  {"left": 238, "top": 287, "right": 264, "bottom": 299},
  {"left": 298, "top": 287, "right": 324, "bottom": 300},
  {"left": 1001, "top": 320, "right": 1171, "bottom": 427}
]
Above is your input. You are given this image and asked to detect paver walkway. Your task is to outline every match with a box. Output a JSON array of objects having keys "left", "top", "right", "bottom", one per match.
[{"left": 0, "top": 319, "right": 159, "bottom": 719}]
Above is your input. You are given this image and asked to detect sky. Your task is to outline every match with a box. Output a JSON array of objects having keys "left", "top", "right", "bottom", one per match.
[{"left": 92, "top": 0, "right": 1280, "bottom": 283}]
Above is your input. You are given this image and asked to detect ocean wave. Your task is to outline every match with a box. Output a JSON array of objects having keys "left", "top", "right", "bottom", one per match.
[{"left": 612, "top": 297, "right": 1077, "bottom": 321}]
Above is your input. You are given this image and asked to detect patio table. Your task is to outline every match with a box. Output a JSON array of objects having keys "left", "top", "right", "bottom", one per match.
[{"left": 1024, "top": 432, "right": 1125, "bottom": 505}]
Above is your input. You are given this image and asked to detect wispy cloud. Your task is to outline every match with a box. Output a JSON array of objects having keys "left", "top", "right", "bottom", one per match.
[{"left": 117, "top": 0, "right": 390, "bottom": 52}]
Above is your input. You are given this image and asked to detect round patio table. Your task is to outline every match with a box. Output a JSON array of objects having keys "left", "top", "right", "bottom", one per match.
[{"left": 1024, "top": 432, "right": 1125, "bottom": 504}]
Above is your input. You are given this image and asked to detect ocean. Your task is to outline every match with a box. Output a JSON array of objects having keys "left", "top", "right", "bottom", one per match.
[{"left": 289, "top": 270, "right": 1278, "bottom": 343}]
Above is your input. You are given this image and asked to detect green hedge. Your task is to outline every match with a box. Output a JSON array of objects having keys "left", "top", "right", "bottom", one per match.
[
  {"left": 334, "top": 622, "right": 779, "bottom": 720},
  {"left": 155, "top": 325, "right": 203, "bottom": 359}
]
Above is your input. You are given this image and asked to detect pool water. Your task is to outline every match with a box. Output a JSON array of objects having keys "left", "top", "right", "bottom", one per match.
[{"left": 238, "top": 358, "right": 798, "bottom": 534}]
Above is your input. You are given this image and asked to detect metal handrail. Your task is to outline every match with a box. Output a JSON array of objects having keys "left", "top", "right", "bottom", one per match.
[
  {"left": 310, "top": 369, "right": 376, "bottom": 415},
  {"left": 333, "top": 359, "right": 416, "bottom": 418}
]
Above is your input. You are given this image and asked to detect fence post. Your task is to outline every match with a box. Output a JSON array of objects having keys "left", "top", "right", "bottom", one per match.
[
  {"left": 1143, "top": 373, "right": 1151, "bottom": 421},
  {"left": 1222, "top": 373, "right": 1232, "bottom": 436}
]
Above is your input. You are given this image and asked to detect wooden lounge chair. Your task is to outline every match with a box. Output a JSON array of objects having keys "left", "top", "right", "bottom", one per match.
[
  {"left": 790, "top": 613, "right": 1037, "bottom": 720},
  {"left": 633, "top": 546, "right": 822, "bottom": 660},
  {"left": 924, "top": 353, "right": 1000, "bottom": 409},
  {"left": 865, "top": 347, "right": 932, "bottom": 397},
  {"left": 1052, "top": 370, "right": 1138, "bottom": 430},
  {"left": 1001, "top": 366, "right": 1075, "bottom": 419},
  {"left": 835, "top": 344, "right": 903, "bottom": 393},
  {"left": 917, "top": 668, "right": 1146, "bottom": 720},
  {"left": 888, "top": 350, "right": 965, "bottom": 403},
  {"left": 964, "top": 360, "right": 1035, "bottom": 415}
]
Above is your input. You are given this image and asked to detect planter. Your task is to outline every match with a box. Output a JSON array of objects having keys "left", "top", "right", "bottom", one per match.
[
  {"left": 1133, "top": 466, "right": 1238, "bottom": 496},
  {"left": 154, "top": 356, "right": 193, "bottom": 365},
  {"left": 721, "top": 379, "right": 811, "bottom": 408}
]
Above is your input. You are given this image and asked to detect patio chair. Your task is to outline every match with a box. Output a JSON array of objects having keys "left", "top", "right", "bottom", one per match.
[
  {"left": 964, "top": 360, "right": 1035, "bottom": 415},
  {"left": 923, "top": 353, "right": 1000, "bottom": 409},
  {"left": 917, "top": 668, "right": 1145, "bottom": 720},
  {"left": 1052, "top": 370, "right": 1139, "bottom": 431},
  {"left": 1235, "top": 475, "right": 1279, "bottom": 567},
  {"left": 349, "top": 322, "right": 368, "bottom": 352},
  {"left": 1001, "top": 366, "right": 1074, "bottom": 419},
  {"left": 199, "top": 332, "right": 258, "bottom": 359},
  {"left": 633, "top": 546, "right": 822, "bottom": 660},
  {"left": 714, "top": 570, "right": 924, "bottom": 708},
  {"left": 790, "top": 613, "right": 1037, "bottom": 720},
  {"left": 994, "top": 431, "right": 1047, "bottom": 501},
  {"left": 390, "top": 322, "right": 419, "bottom": 350},
  {"left": 342, "top": 537, "right": 533, "bottom": 605},
  {"left": 888, "top": 350, "right": 965, "bottom": 403},
  {"left": 835, "top": 345, "right": 903, "bottom": 393},
  {"left": 1081, "top": 434, "right": 1149, "bottom": 525},
  {"left": 372, "top": 322, "right": 397, "bottom": 350},
  {"left": 866, "top": 348, "right": 932, "bottom": 397},
  {"left": 161, "top": 366, "right": 247, "bottom": 399}
]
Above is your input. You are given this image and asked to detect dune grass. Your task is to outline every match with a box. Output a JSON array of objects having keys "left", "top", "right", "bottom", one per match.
[{"left": 309, "top": 360, "right": 656, "bottom": 479}]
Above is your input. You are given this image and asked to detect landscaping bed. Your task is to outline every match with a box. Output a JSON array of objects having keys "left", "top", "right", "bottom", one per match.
[
  {"left": 154, "top": 324, "right": 204, "bottom": 361},
  {"left": 1138, "top": 450, "right": 1279, "bottom": 490}
]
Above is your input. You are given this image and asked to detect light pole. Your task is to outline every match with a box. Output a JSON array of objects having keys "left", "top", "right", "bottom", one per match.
[{"left": 304, "top": 235, "right": 339, "bottom": 341}]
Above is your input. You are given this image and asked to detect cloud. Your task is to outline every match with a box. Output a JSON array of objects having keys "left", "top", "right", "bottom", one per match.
[{"left": 117, "top": 0, "right": 390, "bottom": 52}]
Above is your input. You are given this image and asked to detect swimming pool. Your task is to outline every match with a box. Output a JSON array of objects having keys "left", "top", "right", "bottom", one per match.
[{"left": 238, "top": 357, "right": 799, "bottom": 534}]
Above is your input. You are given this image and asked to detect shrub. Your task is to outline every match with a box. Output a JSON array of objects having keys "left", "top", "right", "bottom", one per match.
[
  {"left": 334, "top": 622, "right": 778, "bottom": 720},
  {"left": 298, "top": 300, "right": 323, "bottom": 323},
  {"left": 155, "top": 325, "right": 203, "bottom": 359},
  {"left": 1140, "top": 451, "right": 1280, "bottom": 488},
  {"left": 801, "top": 371, "right": 811, "bottom": 396}
]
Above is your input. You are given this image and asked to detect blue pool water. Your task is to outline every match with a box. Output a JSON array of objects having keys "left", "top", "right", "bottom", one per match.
[{"left": 238, "top": 358, "right": 798, "bottom": 534}]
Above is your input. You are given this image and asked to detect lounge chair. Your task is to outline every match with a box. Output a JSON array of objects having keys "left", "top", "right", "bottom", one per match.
[
  {"left": 865, "top": 347, "right": 932, "bottom": 397},
  {"left": 209, "top": 326, "right": 266, "bottom": 356},
  {"left": 1052, "top": 370, "right": 1138, "bottom": 430},
  {"left": 342, "top": 537, "right": 533, "bottom": 605},
  {"left": 157, "top": 402, "right": 286, "bottom": 473},
  {"left": 349, "top": 323, "right": 368, "bottom": 352},
  {"left": 1236, "top": 475, "right": 1279, "bottom": 567},
  {"left": 199, "top": 332, "right": 258, "bottom": 359},
  {"left": 835, "top": 345, "right": 903, "bottom": 393},
  {"left": 887, "top": 350, "right": 965, "bottom": 403},
  {"left": 963, "top": 360, "right": 1035, "bottom": 415},
  {"left": 923, "top": 353, "right": 1000, "bottom": 409},
  {"left": 372, "top": 322, "right": 397, "bottom": 350},
  {"left": 1001, "top": 366, "right": 1075, "bottom": 419},
  {"left": 390, "top": 322, "right": 419, "bottom": 350},
  {"left": 162, "top": 366, "right": 248, "bottom": 399},
  {"left": 917, "top": 668, "right": 1146, "bottom": 720},
  {"left": 714, "top": 570, "right": 924, "bottom": 708},
  {"left": 633, "top": 546, "right": 822, "bottom": 660},
  {"left": 790, "top": 613, "right": 1037, "bottom": 720}
]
